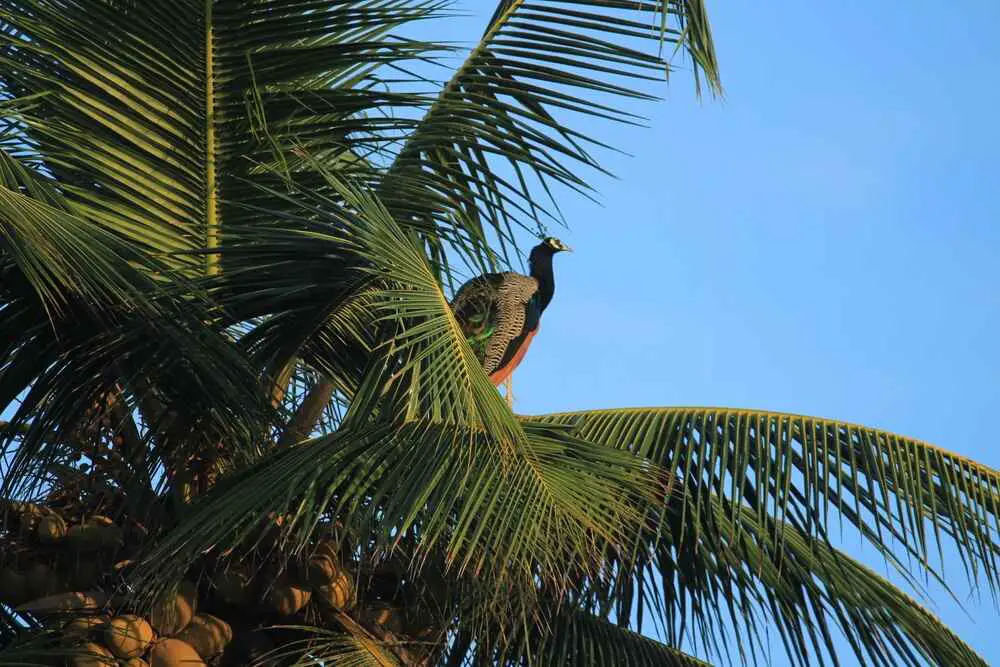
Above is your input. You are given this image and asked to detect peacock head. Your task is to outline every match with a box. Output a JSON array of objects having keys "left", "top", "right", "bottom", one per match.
[{"left": 540, "top": 236, "right": 572, "bottom": 253}]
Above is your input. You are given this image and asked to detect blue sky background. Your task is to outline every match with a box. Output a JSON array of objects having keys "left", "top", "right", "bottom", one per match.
[{"left": 421, "top": 1, "right": 1000, "bottom": 664}]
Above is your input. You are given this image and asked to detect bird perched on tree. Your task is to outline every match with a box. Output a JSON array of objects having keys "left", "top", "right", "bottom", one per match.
[{"left": 450, "top": 237, "right": 571, "bottom": 406}]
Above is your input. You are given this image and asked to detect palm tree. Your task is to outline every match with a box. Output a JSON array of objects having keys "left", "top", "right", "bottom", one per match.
[{"left": 0, "top": 2, "right": 997, "bottom": 666}]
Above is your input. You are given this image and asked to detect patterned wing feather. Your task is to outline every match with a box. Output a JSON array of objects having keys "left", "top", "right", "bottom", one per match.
[{"left": 451, "top": 272, "right": 539, "bottom": 376}]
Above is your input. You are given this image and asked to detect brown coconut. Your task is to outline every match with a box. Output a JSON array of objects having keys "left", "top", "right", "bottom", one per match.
[
  {"left": 266, "top": 580, "right": 311, "bottom": 616},
  {"left": 362, "top": 604, "right": 404, "bottom": 634},
  {"left": 105, "top": 614, "right": 155, "bottom": 658},
  {"left": 149, "top": 580, "right": 197, "bottom": 635},
  {"left": 308, "top": 554, "right": 340, "bottom": 587},
  {"left": 148, "top": 638, "right": 206, "bottom": 667},
  {"left": 13, "top": 503, "right": 43, "bottom": 536},
  {"left": 313, "top": 539, "right": 338, "bottom": 563},
  {"left": 36, "top": 513, "right": 67, "bottom": 543},
  {"left": 315, "top": 571, "right": 355, "bottom": 609},
  {"left": 176, "top": 614, "right": 232, "bottom": 658},
  {"left": 25, "top": 562, "right": 60, "bottom": 599},
  {"left": 211, "top": 567, "right": 253, "bottom": 605},
  {"left": 0, "top": 568, "right": 27, "bottom": 606},
  {"left": 70, "top": 642, "right": 116, "bottom": 667}
]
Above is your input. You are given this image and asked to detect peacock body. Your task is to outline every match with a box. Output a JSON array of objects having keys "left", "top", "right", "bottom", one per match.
[{"left": 450, "top": 237, "right": 570, "bottom": 386}]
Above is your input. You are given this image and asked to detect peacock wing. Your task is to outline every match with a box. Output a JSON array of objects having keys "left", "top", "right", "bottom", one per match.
[
  {"left": 479, "top": 273, "right": 538, "bottom": 376},
  {"left": 450, "top": 272, "right": 538, "bottom": 374}
]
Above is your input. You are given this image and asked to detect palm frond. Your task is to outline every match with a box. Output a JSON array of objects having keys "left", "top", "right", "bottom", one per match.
[
  {"left": 456, "top": 607, "right": 715, "bottom": 666},
  {"left": 525, "top": 408, "right": 999, "bottom": 665},
  {"left": 0, "top": 0, "right": 443, "bottom": 269},
  {"left": 380, "top": 0, "right": 721, "bottom": 276},
  {"left": 540, "top": 408, "right": 1000, "bottom": 588},
  {"left": 0, "top": 181, "right": 270, "bottom": 499}
]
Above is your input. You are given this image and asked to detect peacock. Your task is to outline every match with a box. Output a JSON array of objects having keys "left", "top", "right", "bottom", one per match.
[{"left": 450, "top": 237, "right": 571, "bottom": 406}]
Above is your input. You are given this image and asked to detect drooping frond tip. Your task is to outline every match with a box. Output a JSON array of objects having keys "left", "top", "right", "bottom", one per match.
[{"left": 671, "top": 0, "right": 723, "bottom": 97}]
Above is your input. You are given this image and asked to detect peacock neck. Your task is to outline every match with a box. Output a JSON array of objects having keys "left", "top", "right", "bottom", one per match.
[{"left": 529, "top": 247, "right": 555, "bottom": 312}]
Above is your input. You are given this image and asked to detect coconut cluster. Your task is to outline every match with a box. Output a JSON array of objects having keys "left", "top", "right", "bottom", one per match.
[{"left": 3, "top": 497, "right": 438, "bottom": 665}]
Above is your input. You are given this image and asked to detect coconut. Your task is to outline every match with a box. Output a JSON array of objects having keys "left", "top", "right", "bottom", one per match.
[
  {"left": 105, "top": 614, "right": 155, "bottom": 658},
  {"left": 313, "top": 539, "right": 338, "bottom": 563},
  {"left": 70, "top": 641, "right": 116, "bottom": 666},
  {"left": 315, "top": 571, "right": 355, "bottom": 609},
  {"left": 149, "top": 580, "right": 197, "bottom": 635},
  {"left": 176, "top": 614, "right": 232, "bottom": 658},
  {"left": 124, "top": 659, "right": 150, "bottom": 667},
  {"left": 307, "top": 554, "right": 339, "bottom": 586},
  {"left": 25, "top": 562, "right": 60, "bottom": 599},
  {"left": 13, "top": 503, "right": 43, "bottom": 536},
  {"left": 362, "top": 604, "right": 404, "bottom": 634},
  {"left": 65, "top": 615, "right": 109, "bottom": 638},
  {"left": 148, "top": 638, "right": 206, "bottom": 667},
  {"left": 211, "top": 567, "right": 252, "bottom": 606},
  {"left": 36, "top": 513, "right": 67, "bottom": 543},
  {"left": 266, "top": 580, "right": 311, "bottom": 616}
]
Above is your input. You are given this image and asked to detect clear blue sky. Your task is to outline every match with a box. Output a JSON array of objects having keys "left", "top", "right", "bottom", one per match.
[{"left": 421, "top": 1, "right": 1000, "bottom": 664}]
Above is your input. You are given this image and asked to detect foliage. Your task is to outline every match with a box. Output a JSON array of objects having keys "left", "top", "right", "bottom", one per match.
[{"left": 0, "top": 2, "right": 997, "bottom": 666}]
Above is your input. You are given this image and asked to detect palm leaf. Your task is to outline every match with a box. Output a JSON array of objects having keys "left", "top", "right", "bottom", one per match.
[
  {"left": 0, "top": 180, "right": 269, "bottom": 499},
  {"left": 448, "top": 607, "right": 715, "bottom": 666},
  {"left": 525, "top": 407, "right": 999, "bottom": 665},
  {"left": 379, "top": 0, "right": 721, "bottom": 276},
  {"left": 0, "top": 0, "right": 443, "bottom": 271}
]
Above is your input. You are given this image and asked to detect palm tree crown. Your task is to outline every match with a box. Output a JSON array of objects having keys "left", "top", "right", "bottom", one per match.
[{"left": 0, "top": 2, "right": 997, "bottom": 666}]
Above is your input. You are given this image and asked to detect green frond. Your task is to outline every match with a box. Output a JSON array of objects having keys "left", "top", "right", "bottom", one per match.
[
  {"left": 0, "top": 0, "right": 444, "bottom": 269},
  {"left": 381, "top": 0, "right": 721, "bottom": 275},
  {"left": 530, "top": 407, "right": 1000, "bottom": 593},
  {"left": 524, "top": 407, "right": 998, "bottom": 666},
  {"left": 492, "top": 609, "right": 715, "bottom": 666},
  {"left": 0, "top": 182, "right": 270, "bottom": 499}
]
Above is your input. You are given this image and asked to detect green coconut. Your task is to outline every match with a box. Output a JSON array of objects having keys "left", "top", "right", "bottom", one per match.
[
  {"left": 149, "top": 638, "right": 206, "bottom": 666},
  {"left": 176, "top": 614, "right": 232, "bottom": 658},
  {"left": 149, "top": 580, "right": 198, "bottom": 636},
  {"left": 36, "top": 513, "right": 67, "bottom": 543},
  {"left": 0, "top": 568, "right": 27, "bottom": 606},
  {"left": 105, "top": 614, "right": 155, "bottom": 658}
]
